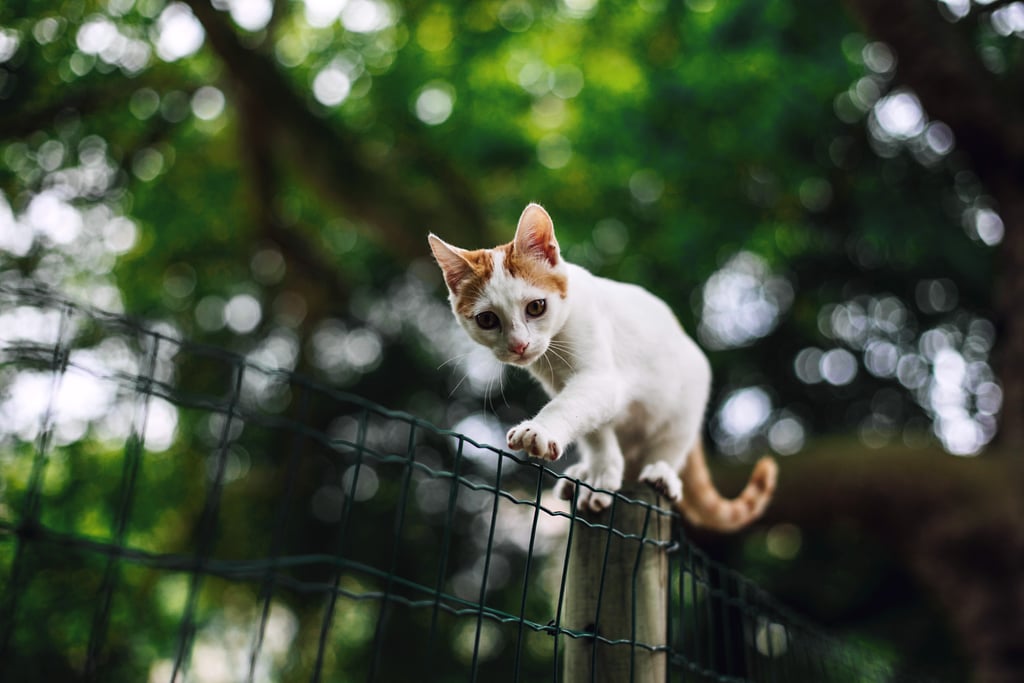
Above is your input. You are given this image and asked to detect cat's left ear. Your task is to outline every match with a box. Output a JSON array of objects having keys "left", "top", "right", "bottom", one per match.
[{"left": 514, "top": 203, "right": 560, "bottom": 267}]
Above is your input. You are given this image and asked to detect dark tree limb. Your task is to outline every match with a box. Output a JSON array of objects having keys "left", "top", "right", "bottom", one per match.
[
  {"left": 181, "top": 0, "right": 491, "bottom": 261},
  {"left": 841, "top": 0, "right": 1024, "bottom": 448},
  {"left": 235, "top": 80, "right": 352, "bottom": 311}
]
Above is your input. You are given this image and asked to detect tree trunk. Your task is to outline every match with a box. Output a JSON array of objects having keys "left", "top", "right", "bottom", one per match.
[
  {"left": 841, "top": 0, "right": 1024, "bottom": 448},
  {"left": 991, "top": 191, "right": 1024, "bottom": 447}
]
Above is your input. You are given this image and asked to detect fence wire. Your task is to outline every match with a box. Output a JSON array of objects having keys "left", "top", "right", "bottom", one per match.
[{"left": 0, "top": 280, "right": 906, "bottom": 682}]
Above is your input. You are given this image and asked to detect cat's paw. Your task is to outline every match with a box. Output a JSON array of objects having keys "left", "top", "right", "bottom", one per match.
[
  {"left": 639, "top": 461, "right": 683, "bottom": 502},
  {"left": 554, "top": 463, "right": 623, "bottom": 512},
  {"left": 507, "top": 421, "right": 563, "bottom": 461}
]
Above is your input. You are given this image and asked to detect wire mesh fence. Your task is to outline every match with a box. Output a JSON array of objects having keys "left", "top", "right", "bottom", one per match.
[{"left": 0, "top": 280, "right": 904, "bottom": 682}]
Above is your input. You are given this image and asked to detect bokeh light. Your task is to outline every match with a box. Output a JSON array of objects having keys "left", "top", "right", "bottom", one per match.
[
  {"left": 342, "top": 0, "right": 395, "bottom": 33},
  {"left": 191, "top": 86, "right": 226, "bottom": 120},
  {"left": 313, "top": 63, "right": 353, "bottom": 107},
  {"left": 155, "top": 3, "right": 205, "bottom": 62},
  {"left": 700, "top": 252, "right": 793, "bottom": 350},
  {"left": 302, "top": 0, "right": 348, "bottom": 28},
  {"left": 810, "top": 291, "right": 1001, "bottom": 455},
  {"left": 413, "top": 81, "right": 455, "bottom": 125},
  {"left": 226, "top": 0, "right": 274, "bottom": 32}
]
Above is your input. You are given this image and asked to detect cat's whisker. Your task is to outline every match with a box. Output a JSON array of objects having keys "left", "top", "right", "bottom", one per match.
[
  {"left": 498, "top": 367, "right": 510, "bottom": 408},
  {"left": 544, "top": 352, "right": 557, "bottom": 381},
  {"left": 442, "top": 353, "right": 475, "bottom": 399},
  {"left": 447, "top": 369, "right": 471, "bottom": 398},
  {"left": 547, "top": 339, "right": 581, "bottom": 359},
  {"left": 549, "top": 342, "right": 581, "bottom": 356},
  {"left": 484, "top": 375, "right": 494, "bottom": 415},
  {"left": 547, "top": 341, "right": 576, "bottom": 357},
  {"left": 545, "top": 345, "right": 575, "bottom": 369},
  {"left": 437, "top": 352, "right": 469, "bottom": 371},
  {"left": 489, "top": 365, "right": 504, "bottom": 414}
]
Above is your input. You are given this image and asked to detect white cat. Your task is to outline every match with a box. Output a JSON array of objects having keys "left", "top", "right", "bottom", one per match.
[{"left": 429, "top": 203, "right": 777, "bottom": 531}]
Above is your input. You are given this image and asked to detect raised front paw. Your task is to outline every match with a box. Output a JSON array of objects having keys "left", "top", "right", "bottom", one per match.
[
  {"left": 554, "top": 463, "right": 623, "bottom": 513},
  {"left": 507, "top": 420, "right": 563, "bottom": 461}
]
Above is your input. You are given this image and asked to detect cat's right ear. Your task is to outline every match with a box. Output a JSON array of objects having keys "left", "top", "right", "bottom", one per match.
[{"left": 428, "top": 234, "right": 473, "bottom": 294}]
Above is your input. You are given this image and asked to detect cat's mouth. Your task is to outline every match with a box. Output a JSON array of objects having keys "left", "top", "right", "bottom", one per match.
[{"left": 505, "top": 347, "right": 543, "bottom": 367}]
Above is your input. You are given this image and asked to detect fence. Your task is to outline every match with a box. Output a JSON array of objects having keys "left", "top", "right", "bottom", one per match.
[{"left": 0, "top": 280, "right": 903, "bottom": 682}]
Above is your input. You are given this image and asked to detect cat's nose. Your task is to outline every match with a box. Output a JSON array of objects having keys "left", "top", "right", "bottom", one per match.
[{"left": 508, "top": 340, "right": 530, "bottom": 356}]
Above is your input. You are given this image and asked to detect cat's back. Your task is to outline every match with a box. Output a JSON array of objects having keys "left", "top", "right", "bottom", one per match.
[
  {"left": 568, "top": 263, "right": 710, "bottom": 432},
  {"left": 573, "top": 264, "right": 687, "bottom": 335},
  {"left": 578, "top": 263, "right": 706, "bottom": 366}
]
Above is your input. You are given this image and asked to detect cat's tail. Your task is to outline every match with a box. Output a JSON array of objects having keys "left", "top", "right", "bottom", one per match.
[{"left": 676, "top": 439, "right": 778, "bottom": 532}]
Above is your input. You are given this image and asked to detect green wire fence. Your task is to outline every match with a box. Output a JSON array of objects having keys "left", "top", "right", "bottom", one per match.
[{"left": 0, "top": 280, "right": 906, "bottom": 682}]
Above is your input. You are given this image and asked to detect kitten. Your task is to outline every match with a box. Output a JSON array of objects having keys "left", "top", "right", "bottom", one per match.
[{"left": 428, "top": 203, "right": 777, "bottom": 531}]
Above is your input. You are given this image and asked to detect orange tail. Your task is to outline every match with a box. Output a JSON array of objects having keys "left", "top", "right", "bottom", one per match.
[{"left": 676, "top": 439, "right": 778, "bottom": 532}]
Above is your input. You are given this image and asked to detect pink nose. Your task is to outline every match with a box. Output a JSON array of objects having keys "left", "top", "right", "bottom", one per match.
[{"left": 509, "top": 341, "right": 530, "bottom": 356}]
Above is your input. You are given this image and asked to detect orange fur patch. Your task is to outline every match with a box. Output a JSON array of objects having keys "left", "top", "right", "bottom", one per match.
[
  {"left": 452, "top": 248, "right": 496, "bottom": 316},
  {"left": 678, "top": 441, "right": 777, "bottom": 532},
  {"left": 500, "top": 242, "right": 568, "bottom": 298},
  {"left": 453, "top": 242, "right": 568, "bottom": 317}
]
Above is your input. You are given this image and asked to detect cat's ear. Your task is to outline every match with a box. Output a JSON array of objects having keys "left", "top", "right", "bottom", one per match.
[
  {"left": 514, "top": 203, "right": 560, "bottom": 267},
  {"left": 428, "top": 234, "right": 474, "bottom": 294}
]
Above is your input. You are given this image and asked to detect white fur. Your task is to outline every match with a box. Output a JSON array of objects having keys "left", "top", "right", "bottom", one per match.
[
  {"left": 510, "top": 263, "right": 712, "bottom": 511},
  {"left": 432, "top": 206, "right": 711, "bottom": 512}
]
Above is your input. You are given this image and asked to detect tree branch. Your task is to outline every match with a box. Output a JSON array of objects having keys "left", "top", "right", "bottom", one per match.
[
  {"left": 235, "top": 84, "right": 352, "bottom": 310},
  {"left": 842, "top": 0, "right": 1024, "bottom": 448},
  {"left": 842, "top": 0, "right": 1024, "bottom": 181},
  {"left": 181, "top": 0, "right": 491, "bottom": 261}
]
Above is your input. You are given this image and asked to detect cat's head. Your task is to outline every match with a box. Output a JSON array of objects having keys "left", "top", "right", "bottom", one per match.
[{"left": 428, "top": 203, "right": 570, "bottom": 367}]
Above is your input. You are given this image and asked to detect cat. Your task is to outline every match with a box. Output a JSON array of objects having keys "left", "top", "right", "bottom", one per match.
[{"left": 428, "top": 203, "right": 777, "bottom": 531}]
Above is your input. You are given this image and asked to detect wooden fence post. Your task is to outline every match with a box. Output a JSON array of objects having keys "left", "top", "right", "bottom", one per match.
[{"left": 563, "top": 485, "right": 670, "bottom": 683}]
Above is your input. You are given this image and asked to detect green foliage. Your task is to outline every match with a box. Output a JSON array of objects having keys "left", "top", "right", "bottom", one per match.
[{"left": 1, "top": 0, "right": 1016, "bottom": 679}]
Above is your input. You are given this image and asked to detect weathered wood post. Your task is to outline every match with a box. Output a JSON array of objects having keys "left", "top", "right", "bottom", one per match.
[{"left": 563, "top": 486, "right": 671, "bottom": 683}]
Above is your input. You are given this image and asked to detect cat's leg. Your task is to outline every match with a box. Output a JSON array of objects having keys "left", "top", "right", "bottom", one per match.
[
  {"left": 636, "top": 434, "right": 691, "bottom": 503},
  {"left": 552, "top": 426, "right": 624, "bottom": 512},
  {"left": 507, "top": 372, "right": 620, "bottom": 462},
  {"left": 638, "top": 461, "right": 683, "bottom": 502}
]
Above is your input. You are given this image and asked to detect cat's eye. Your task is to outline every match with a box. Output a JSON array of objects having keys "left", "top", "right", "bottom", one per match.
[
  {"left": 526, "top": 299, "right": 546, "bottom": 317},
  {"left": 475, "top": 311, "right": 500, "bottom": 330}
]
